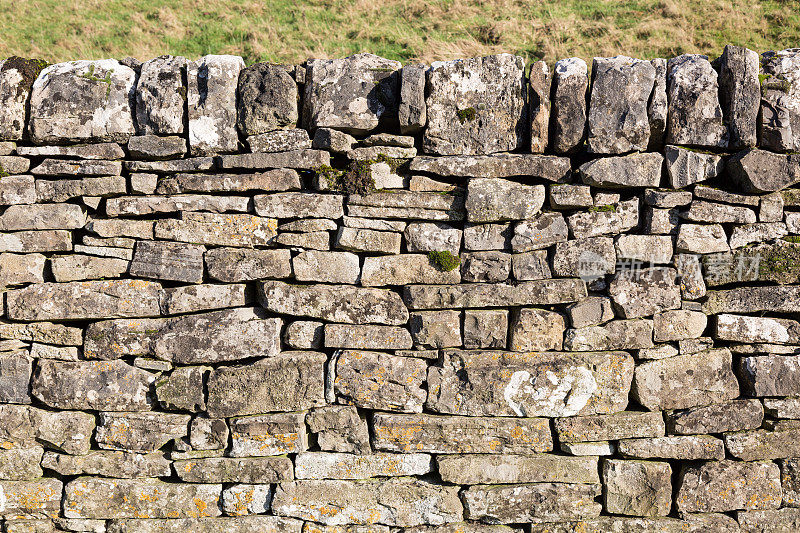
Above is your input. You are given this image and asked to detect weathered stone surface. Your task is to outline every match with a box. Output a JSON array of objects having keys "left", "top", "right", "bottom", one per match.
[
  {"left": 107, "top": 517, "right": 302, "bottom": 533},
  {"left": 0, "top": 351, "right": 32, "bottom": 404},
  {"left": 36, "top": 175, "right": 126, "bottom": 202},
  {"left": 206, "top": 352, "right": 326, "bottom": 417},
  {"left": 424, "top": 54, "right": 525, "bottom": 155},
  {"left": 362, "top": 255, "right": 460, "bottom": 286},
  {"left": 603, "top": 459, "right": 672, "bottom": 517},
  {"left": 307, "top": 405, "right": 371, "bottom": 454},
  {"left": 94, "top": 411, "right": 189, "bottom": 452},
  {"left": 0, "top": 155, "right": 29, "bottom": 174},
  {"left": 664, "top": 145, "right": 724, "bottom": 188},
  {"left": 247, "top": 128, "right": 310, "bottom": 153},
  {"left": 230, "top": 412, "right": 307, "bottom": 457},
  {"left": 292, "top": 251, "right": 359, "bottom": 284},
  {"left": 158, "top": 283, "right": 246, "bottom": 315},
  {"left": 405, "top": 222, "right": 462, "bottom": 254},
  {"left": 272, "top": 479, "right": 462, "bottom": 526},
  {"left": 738, "top": 509, "right": 800, "bottom": 533},
  {"left": 729, "top": 222, "right": 787, "bottom": 248},
  {"left": 716, "top": 313, "right": 800, "bottom": 344},
  {"left": 0, "top": 58, "right": 43, "bottom": 140},
  {"left": 399, "top": 63, "right": 427, "bottom": 134},
  {"left": 508, "top": 308, "right": 564, "bottom": 351},
  {"left": 632, "top": 348, "right": 739, "bottom": 411},
  {"left": 154, "top": 366, "right": 207, "bottom": 411},
  {"left": 460, "top": 251, "right": 510, "bottom": 282},
  {"left": 238, "top": 63, "right": 298, "bottom": 135},
  {"left": 404, "top": 279, "right": 586, "bottom": 309},
  {"left": 29, "top": 60, "right": 136, "bottom": 143},
  {"left": 676, "top": 460, "right": 781, "bottom": 513},
  {"left": 31, "top": 359, "right": 153, "bottom": 411},
  {"left": 618, "top": 435, "right": 725, "bottom": 460},
  {"left": 127, "top": 135, "right": 187, "bottom": 160},
  {"left": 438, "top": 454, "right": 598, "bottom": 484},
  {"left": 135, "top": 55, "right": 186, "bottom": 135},
  {"left": 254, "top": 192, "right": 343, "bottom": 219},
  {"left": 187, "top": 55, "right": 244, "bottom": 155},
  {"left": 427, "top": 350, "right": 633, "bottom": 417},
  {"left": 0, "top": 479, "right": 62, "bottom": 519},
  {"left": 409, "top": 153, "right": 570, "bottom": 181},
  {"left": 512, "top": 250, "right": 551, "bottom": 281},
  {"left": 0, "top": 175, "right": 35, "bottom": 205},
  {"left": 333, "top": 350, "right": 426, "bottom": 412},
  {"left": 107, "top": 194, "right": 248, "bottom": 216},
  {"left": 565, "top": 296, "right": 615, "bottom": 329},
  {"left": 222, "top": 484, "right": 273, "bottom": 516},
  {"left": 155, "top": 212, "right": 277, "bottom": 247},
  {"left": 7, "top": 280, "right": 161, "bottom": 321},
  {"left": 462, "top": 483, "right": 601, "bottom": 524},
  {"left": 462, "top": 309, "right": 508, "bottom": 349},
  {"left": 408, "top": 310, "right": 461, "bottom": 349},
  {"left": 676, "top": 223, "right": 729, "bottom": 253},
  {"left": 64, "top": 477, "right": 221, "bottom": 519},
  {"left": 568, "top": 199, "right": 639, "bottom": 239},
  {"left": 552, "top": 58, "right": 588, "bottom": 153},
  {"left": 0, "top": 446, "right": 44, "bottom": 480},
  {"left": 260, "top": 280, "right": 408, "bottom": 325},
  {"left": 42, "top": 450, "right": 171, "bottom": 478},
  {"left": 511, "top": 212, "right": 568, "bottom": 252},
  {"left": 609, "top": 267, "right": 680, "bottom": 319},
  {"left": 0, "top": 404, "right": 96, "bottom": 455},
  {"left": 728, "top": 149, "right": 800, "bottom": 193},
  {"left": 653, "top": 310, "right": 707, "bottom": 341},
  {"left": 718, "top": 45, "right": 760, "bottom": 149},
  {"left": 724, "top": 422, "right": 800, "bottom": 461},
  {"left": 580, "top": 152, "right": 663, "bottom": 188},
  {"left": 666, "top": 54, "right": 727, "bottom": 148},
  {"left": 190, "top": 416, "right": 229, "bottom": 451},
  {"left": 125, "top": 157, "right": 214, "bottom": 173},
  {"left": 667, "top": 399, "right": 764, "bottom": 435},
  {"left": 739, "top": 354, "right": 800, "bottom": 396},
  {"left": 683, "top": 200, "right": 757, "bottom": 224},
  {"left": 466, "top": 178, "right": 545, "bottom": 222},
  {"left": 0, "top": 252, "right": 45, "bottom": 287},
  {"left": 335, "top": 227, "right": 401, "bottom": 254},
  {"left": 765, "top": 398, "right": 800, "bottom": 419},
  {"left": 703, "top": 241, "right": 800, "bottom": 285},
  {"left": 463, "top": 222, "right": 510, "bottom": 251},
  {"left": 325, "top": 324, "right": 412, "bottom": 350},
  {"left": 553, "top": 237, "right": 616, "bottom": 280},
  {"left": 129, "top": 240, "right": 204, "bottom": 283},
  {"left": 550, "top": 184, "right": 593, "bottom": 210},
  {"left": 0, "top": 203, "right": 85, "bottom": 231},
  {"left": 303, "top": 54, "right": 400, "bottom": 134},
  {"left": 528, "top": 60, "right": 551, "bottom": 153},
  {"left": 613, "top": 234, "right": 672, "bottom": 264},
  {"left": 587, "top": 56, "right": 656, "bottom": 154},
  {"left": 174, "top": 456, "right": 292, "bottom": 483},
  {"left": 295, "top": 452, "right": 431, "bottom": 479},
  {"left": 206, "top": 248, "right": 290, "bottom": 282},
  {"left": 564, "top": 319, "right": 653, "bottom": 351},
  {"left": 555, "top": 411, "right": 664, "bottom": 443},
  {"left": 759, "top": 48, "right": 800, "bottom": 152}
]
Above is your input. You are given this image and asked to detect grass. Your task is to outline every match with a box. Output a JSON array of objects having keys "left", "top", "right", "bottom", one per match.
[{"left": 1, "top": 1, "right": 800, "bottom": 66}]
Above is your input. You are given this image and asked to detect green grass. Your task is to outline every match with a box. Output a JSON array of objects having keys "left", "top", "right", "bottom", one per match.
[{"left": 2, "top": 0, "right": 800, "bottom": 66}]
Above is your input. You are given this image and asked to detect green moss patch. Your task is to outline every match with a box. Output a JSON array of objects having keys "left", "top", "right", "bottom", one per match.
[{"left": 429, "top": 250, "right": 461, "bottom": 272}]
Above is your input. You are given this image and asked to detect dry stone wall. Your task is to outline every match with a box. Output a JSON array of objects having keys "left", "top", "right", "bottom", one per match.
[{"left": 0, "top": 45, "right": 799, "bottom": 531}]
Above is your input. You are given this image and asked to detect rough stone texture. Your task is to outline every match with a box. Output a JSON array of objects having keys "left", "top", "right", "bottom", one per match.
[
  {"left": 666, "top": 399, "right": 764, "bottom": 435},
  {"left": 509, "top": 308, "right": 565, "bottom": 351},
  {"left": 404, "top": 279, "right": 587, "bottom": 309},
  {"left": 437, "top": 454, "right": 598, "bottom": 485},
  {"left": 136, "top": 55, "right": 187, "bottom": 135},
  {"left": 361, "top": 254, "right": 460, "bottom": 286},
  {"left": 424, "top": 54, "right": 526, "bottom": 155},
  {"left": 728, "top": 149, "right": 800, "bottom": 193},
  {"left": 155, "top": 212, "right": 278, "bottom": 247},
  {"left": 206, "top": 248, "right": 291, "bottom": 281},
  {"left": 551, "top": 58, "right": 588, "bottom": 153},
  {"left": 603, "top": 459, "right": 672, "bottom": 517},
  {"left": 409, "top": 153, "right": 570, "bottom": 181},
  {"left": 579, "top": 152, "right": 663, "bottom": 188},
  {"left": 664, "top": 145, "right": 724, "bottom": 188},
  {"left": 666, "top": 54, "right": 727, "bottom": 148},
  {"left": 399, "top": 63, "right": 427, "bottom": 134},
  {"left": 333, "top": 350, "right": 426, "bottom": 412},
  {"left": 238, "top": 63, "right": 298, "bottom": 136},
  {"left": 718, "top": 45, "right": 760, "bottom": 149},
  {"left": 608, "top": 267, "right": 681, "bottom": 319},
  {"left": 95, "top": 412, "right": 190, "bottom": 452},
  {"left": 466, "top": 178, "right": 545, "bottom": 222},
  {"left": 129, "top": 240, "right": 204, "bottom": 283},
  {"left": 555, "top": 411, "right": 664, "bottom": 443},
  {"left": 462, "top": 483, "right": 601, "bottom": 523},
  {"left": 676, "top": 460, "right": 781, "bottom": 513},
  {"left": 307, "top": 405, "right": 371, "bottom": 454},
  {"left": 187, "top": 55, "right": 245, "bottom": 155},
  {"left": 760, "top": 48, "right": 800, "bottom": 152},
  {"left": 529, "top": 60, "right": 551, "bottom": 153}
]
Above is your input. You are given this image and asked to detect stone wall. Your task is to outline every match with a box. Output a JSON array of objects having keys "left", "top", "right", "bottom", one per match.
[{"left": 0, "top": 46, "right": 799, "bottom": 531}]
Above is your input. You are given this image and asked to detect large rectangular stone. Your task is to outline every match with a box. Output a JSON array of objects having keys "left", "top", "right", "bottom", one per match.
[
  {"left": 63, "top": 477, "right": 221, "bottom": 519},
  {"left": 676, "top": 460, "right": 781, "bottom": 513},
  {"left": 0, "top": 230, "right": 72, "bottom": 252},
  {"left": 156, "top": 169, "right": 300, "bottom": 194},
  {"left": 427, "top": 350, "right": 633, "bottom": 417},
  {"left": 667, "top": 399, "right": 764, "bottom": 435},
  {"left": 6, "top": 280, "right": 162, "bottom": 321},
  {"left": 206, "top": 248, "right": 291, "bottom": 282},
  {"left": 0, "top": 404, "right": 96, "bottom": 455},
  {"left": 555, "top": 411, "right": 665, "bottom": 443},
  {"left": 409, "top": 153, "right": 571, "bottom": 181},
  {"left": 438, "top": 454, "right": 599, "bottom": 484},
  {"left": 333, "top": 350, "right": 426, "bottom": 412},
  {"left": 96, "top": 412, "right": 190, "bottom": 452},
  {"left": 703, "top": 286, "right": 800, "bottom": 314},
  {"left": 271, "top": 479, "right": 462, "bottom": 526},
  {"left": 740, "top": 355, "right": 800, "bottom": 396},
  {"left": 372, "top": 413, "right": 552, "bottom": 453},
  {"left": 254, "top": 192, "right": 344, "bottom": 219},
  {"left": 230, "top": 412, "right": 307, "bottom": 457},
  {"left": 41, "top": 451, "right": 171, "bottom": 478},
  {"left": 0, "top": 203, "right": 86, "bottom": 231},
  {"left": 716, "top": 313, "right": 800, "bottom": 344},
  {"left": 106, "top": 194, "right": 249, "bottom": 216},
  {"left": 155, "top": 212, "right": 277, "bottom": 247},
  {"left": 217, "top": 149, "right": 330, "bottom": 170},
  {"left": 724, "top": 422, "right": 800, "bottom": 461},
  {"left": 403, "top": 279, "right": 586, "bottom": 309},
  {"left": 207, "top": 352, "right": 326, "bottom": 417},
  {"left": 106, "top": 517, "right": 303, "bottom": 533},
  {"left": 324, "top": 324, "right": 412, "bottom": 350},
  {"left": 361, "top": 255, "right": 461, "bottom": 286},
  {"left": 259, "top": 280, "right": 409, "bottom": 325},
  {"left": 129, "top": 240, "right": 205, "bottom": 283},
  {"left": 462, "top": 483, "right": 601, "bottom": 524},
  {"left": 174, "top": 456, "right": 293, "bottom": 483},
  {"left": 0, "top": 479, "right": 62, "bottom": 519},
  {"left": 295, "top": 452, "right": 432, "bottom": 479}
]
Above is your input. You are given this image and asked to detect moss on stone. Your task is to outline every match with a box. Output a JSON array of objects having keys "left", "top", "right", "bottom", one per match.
[
  {"left": 315, "top": 160, "right": 376, "bottom": 195},
  {"left": 589, "top": 204, "right": 616, "bottom": 213},
  {"left": 456, "top": 107, "right": 477, "bottom": 124},
  {"left": 79, "top": 64, "right": 114, "bottom": 98},
  {"left": 1, "top": 56, "right": 48, "bottom": 97},
  {"left": 429, "top": 250, "right": 461, "bottom": 272}
]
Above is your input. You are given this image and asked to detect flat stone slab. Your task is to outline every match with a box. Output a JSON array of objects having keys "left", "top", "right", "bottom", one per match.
[
  {"left": 462, "top": 483, "right": 601, "bottom": 523},
  {"left": 409, "top": 154, "right": 570, "bottom": 181},
  {"left": 403, "top": 279, "right": 586, "bottom": 309},
  {"left": 437, "top": 454, "right": 599, "bottom": 484}
]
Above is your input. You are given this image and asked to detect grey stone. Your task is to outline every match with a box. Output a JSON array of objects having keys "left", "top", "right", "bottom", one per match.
[
  {"left": 466, "top": 178, "right": 544, "bottom": 222},
  {"left": 0, "top": 175, "right": 35, "bottom": 205},
  {"left": 461, "top": 251, "right": 510, "bottom": 282},
  {"left": 664, "top": 145, "right": 724, "bottom": 188},
  {"left": 325, "top": 324, "right": 412, "bottom": 350},
  {"left": 129, "top": 240, "right": 204, "bottom": 283},
  {"left": 653, "top": 310, "right": 707, "bottom": 341},
  {"left": 511, "top": 212, "right": 568, "bottom": 252},
  {"left": 95, "top": 411, "right": 190, "bottom": 452},
  {"left": 780, "top": 457, "right": 800, "bottom": 507},
  {"left": 618, "top": 435, "right": 725, "bottom": 460},
  {"left": 0, "top": 447, "right": 44, "bottom": 480},
  {"left": 275, "top": 231, "right": 330, "bottom": 250},
  {"left": 136, "top": 55, "right": 187, "bottom": 135},
  {"left": 32, "top": 359, "right": 154, "bottom": 411},
  {"left": 565, "top": 296, "right": 615, "bottom": 329},
  {"left": 125, "top": 156, "right": 214, "bottom": 173},
  {"left": 644, "top": 188, "right": 693, "bottom": 207},
  {"left": 567, "top": 199, "right": 639, "bottom": 239},
  {"left": 463, "top": 309, "right": 508, "bottom": 349},
  {"left": 676, "top": 223, "right": 729, "bottom": 253},
  {"left": 285, "top": 321, "right": 324, "bottom": 350},
  {"left": 229, "top": 412, "right": 307, "bottom": 457},
  {"left": 272, "top": 480, "right": 462, "bottom": 526},
  {"left": 0, "top": 252, "right": 45, "bottom": 287},
  {"left": 107, "top": 517, "right": 302, "bottom": 533},
  {"left": 127, "top": 135, "right": 187, "bottom": 159},
  {"left": 63, "top": 478, "right": 221, "bottom": 519},
  {"left": 718, "top": 45, "right": 760, "bottom": 149},
  {"left": 724, "top": 421, "right": 800, "bottom": 461},
  {"left": 0, "top": 404, "right": 95, "bottom": 455},
  {"left": 696, "top": 184, "right": 760, "bottom": 205},
  {"left": 29, "top": 60, "right": 136, "bottom": 143},
  {"left": 551, "top": 58, "right": 588, "bottom": 153},
  {"left": 0, "top": 479, "right": 62, "bottom": 519},
  {"left": 438, "top": 454, "right": 598, "bottom": 484},
  {"left": 529, "top": 60, "right": 551, "bottom": 153},
  {"left": 87, "top": 218, "right": 154, "bottom": 239},
  {"left": 0, "top": 351, "right": 32, "bottom": 404},
  {"left": 427, "top": 349, "right": 633, "bottom": 417},
  {"left": 408, "top": 310, "right": 461, "bottom": 349},
  {"left": 508, "top": 308, "right": 564, "bottom": 351},
  {"left": 553, "top": 237, "right": 616, "bottom": 280},
  {"left": 187, "top": 54, "right": 244, "bottom": 155},
  {"left": 307, "top": 405, "right": 371, "bottom": 454},
  {"left": 36, "top": 176, "right": 126, "bottom": 202},
  {"left": 255, "top": 192, "right": 343, "bottom": 219},
  {"left": 312, "top": 128, "right": 357, "bottom": 153},
  {"left": 729, "top": 222, "right": 787, "bottom": 248},
  {"left": 237, "top": 63, "right": 298, "bottom": 135},
  {"left": 296, "top": 452, "right": 431, "bottom": 479},
  {"left": 191, "top": 416, "right": 229, "bottom": 451},
  {"left": 206, "top": 248, "right": 291, "bottom": 282},
  {"left": 293, "top": 250, "right": 360, "bottom": 284},
  {"left": 683, "top": 200, "right": 757, "bottom": 224},
  {"left": 174, "top": 456, "right": 292, "bottom": 483},
  {"left": 667, "top": 399, "right": 764, "bottom": 435},
  {"left": 614, "top": 234, "right": 673, "bottom": 263},
  {"left": 739, "top": 354, "right": 800, "bottom": 396},
  {"left": 728, "top": 149, "right": 800, "bottom": 193},
  {"left": 603, "top": 459, "right": 672, "bottom": 517},
  {"left": 335, "top": 227, "right": 401, "bottom": 254},
  {"left": 738, "top": 509, "right": 800, "bottom": 533},
  {"left": 399, "top": 64, "right": 427, "bottom": 134},
  {"left": 155, "top": 366, "right": 207, "bottom": 411},
  {"left": 676, "top": 460, "right": 781, "bottom": 513},
  {"left": 555, "top": 411, "right": 665, "bottom": 443},
  {"left": 0, "top": 203, "right": 85, "bottom": 231},
  {"left": 759, "top": 48, "right": 800, "bottom": 152},
  {"left": 424, "top": 54, "right": 526, "bottom": 155},
  {"left": 107, "top": 194, "right": 249, "bottom": 216},
  {"left": 666, "top": 54, "right": 727, "bottom": 148},
  {"left": 644, "top": 207, "right": 680, "bottom": 235},
  {"left": 405, "top": 222, "right": 462, "bottom": 254},
  {"left": 206, "top": 351, "right": 326, "bottom": 417},
  {"left": 464, "top": 222, "right": 510, "bottom": 251},
  {"left": 715, "top": 313, "right": 800, "bottom": 344},
  {"left": 550, "top": 184, "right": 593, "bottom": 210},
  {"left": 511, "top": 250, "right": 551, "bottom": 281},
  {"left": 632, "top": 348, "right": 739, "bottom": 411},
  {"left": 760, "top": 192, "right": 784, "bottom": 222},
  {"left": 0, "top": 58, "right": 44, "bottom": 140},
  {"left": 462, "top": 483, "right": 601, "bottom": 524},
  {"left": 404, "top": 278, "right": 586, "bottom": 309},
  {"left": 0, "top": 321, "right": 82, "bottom": 346},
  {"left": 222, "top": 484, "right": 272, "bottom": 516},
  {"left": 158, "top": 283, "right": 247, "bottom": 315},
  {"left": 409, "top": 153, "right": 570, "bottom": 181},
  {"left": 703, "top": 241, "right": 800, "bottom": 285},
  {"left": 154, "top": 212, "right": 278, "bottom": 247},
  {"left": 346, "top": 145, "right": 416, "bottom": 162},
  {"left": 247, "top": 129, "right": 310, "bottom": 153},
  {"left": 333, "top": 350, "right": 426, "bottom": 412},
  {"left": 0, "top": 155, "right": 29, "bottom": 174},
  {"left": 609, "top": 267, "right": 681, "bottom": 318},
  {"left": 16, "top": 142, "right": 125, "bottom": 159},
  {"left": 764, "top": 398, "right": 800, "bottom": 419}
]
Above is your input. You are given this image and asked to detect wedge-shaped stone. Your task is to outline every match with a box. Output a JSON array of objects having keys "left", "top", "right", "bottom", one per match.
[
  {"left": 107, "top": 195, "right": 249, "bottom": 216},
  {"left": 295, "top": 452, "right": 431, "bottom": 479},
  {"left": 424, "top": 54, "right": 525, "bottom": 155},
  {"left": 207, "top": 352, "right": 326, "bottom": 417},
  {"left": 724, "top": 422, "right": 800, "bottom": 461},
  {"left": 409, "top": 154, "right": 570, "bottom": 181},
  {"left": 438, "top": 454, "right": 598, "bottom": 484},
  {"left": 739, "top": 355, "right": 800, "bottom": 396},
  {"left": 7, "top": 280, "right": 162, "bottom": 321},
  {"left": 564, "top": 319, "right": 654, "bottom": 351},
  {"left": 676, "top": 460, "right": 781, "bottom": 513},
  {"left": 187, "top": 54, "right": 244, "bottom": 155},
  {"left": 107, "top": 517, "right": 303, "bottom": 533},
  {"left": 230, "top": 412, "right": 307, "bottom": 457},
  {"left": 254, "top": 192, "right": 344, "bottom": 219},
  {"left": 632, "top": 348, "right": 739, "bottom": 411},
  {"left": 555, "top": 411, "right": 664, "bottom": 443},
  {"left": 361, "top": 254, "right": 461, "bottom": 286},
  {"left": 272, "top": 479, "right": 462, "bottom": 526},
  {"left": 403, "top": 279, "right": 586, "bottom": 309},
  {"left": 324, "top": 324, "right": 412, "bottom": 350},
  {"left": 36, "top": 176, "right": 126, "bottom": 202},
  {"left": 664, "top": 145, "right": 724, "bottom": 188},
  {"left": 333, "top": 350, "right": 426, "bottom": 413},
  {"left": 465, "top": 178, "right": 545, "bottom": 222},
  {"left": 372, "top": 413, "right": 552, "bottom": 453},
  {"left": 716, "top": 313, "right": 800, "bottom": 344},
  {"left": 0, "top": 446, "right": 43, "bottom": 480},
  {"left": 218, "top": 149, "right": 330, "bottom": 170},
  {"left": 206, "top": 248, "right": 290, "bottom": 281},
  {"left": 174, "top": 456, "right": 292, "bottom": 483},
  {"left": 41, "top": 450, "right": 171, "bottom": 478},
  {"left": 0, "top": 479, "right": 62, "bottom": 519},
  {"left": 552, "top": 57, "right": 589, "bottom": 154},
  {"left": 618, "top": 435, "right": 725, "bottom": 460},
  {"left": 579, "top": 152, "right": 663, "bottom": 188},
  {"left": 260, "top": 280, "right": 409, "bottom": 325},
  {"left": 567, "top": 199, "right": 639, "bottom": 239},
  {"left": 31, "top": 358, "right": 154, "bottom": 411},
  {"left": 64, "top": 477, "right": 221, "bottom": 519},
  {"left": 95, "top": 412, "right": 187, "bottom": 453},
  {"left": 129, "top": 240, "right": 205, "bottom": 283},
  {"left": 667, "top": 399, "right": 764, "bottom": 435},
  {"left": 666, "top": 54, "right": 727, "bottom": 148},
  {"left": 728, "top": 149, "right": 800, "bottom": 193},
  {"left": 427, "top": 350, "right": 633, "bottom": 417},
  {"left": 29, "top": 60, "right": 136, "bottom": 143},
  {"left": 0, "top": 203, "right": 85, "bottom": 231},
  {"left": 462, "top": 483, "right": 601, "bottom": 524},
  {"left": 0, "top": 404, "right": 95, "bottom": 455},
  {"left": 155, "top": 212, "right": 277, "bottom": 247}
]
